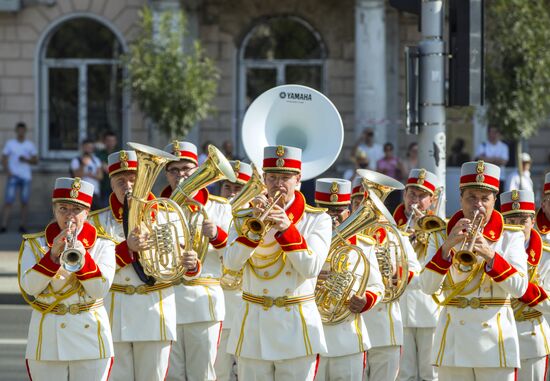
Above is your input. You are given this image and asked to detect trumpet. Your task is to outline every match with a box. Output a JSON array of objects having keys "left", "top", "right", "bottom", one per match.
[
  {"left": 60, "top": 221, "right": 85, "bottom": 272},
  {"left": 453, "top": 208, "right": 486, "bottom": 272},
  {"left": 243, "top": 191, "right": 283, "bottom": 239},
  {"left": 404, "top": 203, "right": 421, "bottom": 232}
]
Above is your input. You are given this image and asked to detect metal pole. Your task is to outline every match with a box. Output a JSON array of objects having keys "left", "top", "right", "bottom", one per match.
[{"left": 418, "top": 0, "right": 446, "bottom": 216}]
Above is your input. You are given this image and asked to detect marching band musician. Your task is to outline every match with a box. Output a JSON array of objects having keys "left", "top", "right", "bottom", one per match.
[
  {"left": 536, "top": 173, "right": 550, "bottom": 244},
  {"left": 314, "top": 178, "right": 385, "bottom": 381},
  {"left": 162, "top": 140, "right": 232, "bottom": 381},
  {"left": 350, "top": 176, "right": 421, "bottom": 381},
  {"left": 223, "top": 145, "right": 331, "bottom": 381},
  {"left": 393, "top": 169, "right": 440, "bottom": 381},
  {"left": 214, "top": 160, "right": 253, "bottom": 381},
  {"left": 19, "top": 177, "right": 115, "bottom": 380},
  {"left": 420, "top": 161, "right": 528, "bottom": 381},
  {"left": 500, "top": 189, "right": 550, "bottom": 381},
  {"left": 88, "top": 150, "right": 199, "bottom": 381}
]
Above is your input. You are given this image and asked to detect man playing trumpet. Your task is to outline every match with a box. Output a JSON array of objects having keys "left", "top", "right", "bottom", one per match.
[
  {"left": 162, "top": 140, "right": 232, "bottom": 381},
  {"left": 19, "top": 177, "right": 115, "bottom": 380},
  {"left": 89, "top": 150, "right": 199, "bottom": 381},
  {"left": 223, "top": 145, "right": 332, "bottom": 381},
  {"left": 420, "top": 161, "right": 528, "bottom": 381},
  {"left": 393, "top": 169, "right": 441, "bottom": 381},
  {"left": 314, "top": 178, "right": 384, "bottom": 381},
  {"left": 500, "top": 189, "right": 550, "bottom": 381}
]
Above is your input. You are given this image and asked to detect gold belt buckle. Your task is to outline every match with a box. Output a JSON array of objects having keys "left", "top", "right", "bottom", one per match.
[
  {"left": 136, "top": 285, "right": 147, "bottom": 294},
  {"left": 262, "top": 296, "right": 274, "bottom": 309},
  {"left": 56, "top": 303, "right": 68, "bottom": 315},
  {"left": 274, "top": 296, "right": 288, "bottom": 308},
  {"left": 125, "top": 285, "right": 136, "bottom": 295},
  {"left": 456, "top": 297, "right": 468, "bottom": 308},
  {"left": 469, "top": 297, "right": 482, "bottom": 309},
  {"left": 69, "top": 304, "right": 80, "bottom": 315}
]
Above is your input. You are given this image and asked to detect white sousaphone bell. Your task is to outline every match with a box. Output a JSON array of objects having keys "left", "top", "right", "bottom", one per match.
[{"left": 242, "top": 84, "right": 344, "bottom": 181}]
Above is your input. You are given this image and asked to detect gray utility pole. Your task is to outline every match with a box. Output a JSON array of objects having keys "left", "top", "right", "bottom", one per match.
[{"left": 418, "top": 0, "right": 446, "bottom": 215}]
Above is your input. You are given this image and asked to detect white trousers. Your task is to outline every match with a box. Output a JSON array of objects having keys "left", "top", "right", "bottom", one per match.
[
  {"left": 317, "top": 352, "right": 365, "bottom": 381},
  {"left": 111, "top": 341, "right": 172, "bottom": 381},
  {"left": 214, "top": 329, "right": 237, "bottom": 381},
  {"left": 438, "top": 366, "right": 517, "bottom": 381},
  {"left": 237, "top": 354, "right": 318, "bottom": 381},
  {"left": 399, "top": 327, "right": 438, "bottom": 381},
  {"left": 166, "top": 321, "right": 222, "bottom": 381},
  {"left": 365, "top": 345, "right": 401, "bottom": 381},
  {"left": 519, "top": 356, "right": 548, "bottom": 381},
  {"left": 26, "top": 358, "right": 113, "bottom": 381}
]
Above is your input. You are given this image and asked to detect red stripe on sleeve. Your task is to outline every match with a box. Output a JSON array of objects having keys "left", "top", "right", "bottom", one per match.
[
  {"left": 75, "top": 252, "right": 103, "bottom": 281},
  {"left": 32, "top": 251, "right": 61, "bottom": 277}
]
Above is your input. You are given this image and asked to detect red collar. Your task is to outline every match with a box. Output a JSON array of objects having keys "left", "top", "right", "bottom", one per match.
[
  {"left": 373, "top": 227, "right": 387, "bottom": 244},
  {"left": 46, "top": 221, "right": 97, "bottom": 249},
  {"left": 285, "top": 191, "right": 306, "bottom": 224},
  {"left": 447, "top": 209, "right": 504, "bottom": 242},
  {"left": 393, "top": 203, "right": 407, "bottom": 228},
  {"left": 527, "top": 228, "right": 543, "bottom": 266},
  {"left": 536, "top": 208, "right": 550, "bottom": 234},
  {"left": 160, "top": 185, "right": 173, "bottom": 199},
  {"left": 109, "top": 192, "right": 156, "bottom": 222}
]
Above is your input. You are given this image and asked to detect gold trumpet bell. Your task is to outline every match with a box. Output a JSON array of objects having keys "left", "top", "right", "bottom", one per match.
[
  {"left": 230, "top": 164, "right": 265, "bottom": 213},
  {"left": 356, "top": 169, "right": 404, "bottom": 202}
]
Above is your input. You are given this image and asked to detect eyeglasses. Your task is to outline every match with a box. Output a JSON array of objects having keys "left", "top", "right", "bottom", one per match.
[{"left": 167, "top": 167, "right": 195, "bottom": 175}]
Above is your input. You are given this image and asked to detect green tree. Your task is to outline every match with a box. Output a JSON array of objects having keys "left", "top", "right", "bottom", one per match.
[
  {"left": 122, "top": 7, "right": 219, "bottom": 138},
  {"left": 485, "top": 0, "right": 550, "bottom": 185}
]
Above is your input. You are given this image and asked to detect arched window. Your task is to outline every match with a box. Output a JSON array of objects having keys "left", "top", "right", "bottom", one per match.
[
  {"left": 237, "top": 16, "right": 326, "bottom": 149},
  {"left": 38, "top": 16, "right": 127, "bottom": 158}
]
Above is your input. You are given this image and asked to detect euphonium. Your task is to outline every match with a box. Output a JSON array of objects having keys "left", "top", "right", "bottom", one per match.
[
  {"left": 170, "top": 144, "right": 236, "bottom": 262},
  {"left": 126, "top": 142, "right": 192, "bottom": 283},
  {"left": 453, "top": 208, "right": 486, "bottom": 273},
  {"left": 316, "top": 194, "right": 389, "bottom": 324},
  {"left": 356, "top": 170, "right": 409, "bottom": 303},
  {"left": 60, "top": 221, "right": 85, "bottom": 272}
]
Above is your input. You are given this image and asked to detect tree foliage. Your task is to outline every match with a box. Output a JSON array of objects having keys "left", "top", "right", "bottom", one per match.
[
  {"left": 485, "top": 0, "right": 550, "bottom": 140},
  {"left": 122, "top": 7, "right": 219, "bottom": 138}
]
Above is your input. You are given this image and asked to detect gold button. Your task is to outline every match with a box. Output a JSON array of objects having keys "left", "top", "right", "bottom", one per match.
[
  {"left": 263, "top": 271, "right": 270, "bottom": 277},
  {"left": 532, "top": 332, "right": 537, "bottom": 336},
  {"left": 482, "top": 322, "right": 489, "bottom": 328},
  {"left": 286, "top": 271, "right": 291, "bottom": 276},
  {"left": 263, "top": 288, "right": 269, "bottom": 294},
  {"left": 84, "top": 324, "right": 90, "bottom": 328},
  {"left": 60, "top": 323, "right": 66, "bottom": 328},
  {"left": 125, "top": 277, "right": 131, "bottom": 282},
  {"left": 460, "top": 320, "right": 465, "bottom": 325}
]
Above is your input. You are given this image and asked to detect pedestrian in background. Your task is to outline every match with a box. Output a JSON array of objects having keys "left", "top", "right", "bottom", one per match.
[
  {"left": 70, "top": 139, "right": 103, "bottom": 210},
  {"left": 354, "top": 127, "right": 384, "bottom": 170},
  {"left": 1, "top": 122, "right": 38, "bottom": 233},
  {"left": 95, "top": 131, "right": 119, "bottom": 208},
  {"left": 401, "top": 142, "right": 419, "bottom": 176},
  {"left": 506, "top": 152, "right": 533, "bottom": 192},
  {"left": 448, "top": 138, "right": 470, "bottom": 166}
]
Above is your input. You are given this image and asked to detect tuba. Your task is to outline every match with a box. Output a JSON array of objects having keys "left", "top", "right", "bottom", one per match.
[
  {"left": 453, "top": 208, "right": 486, "bottom": 272},
  {"left": 316, "top": 192, "right": 397, "bottom": 324},
  {"left": 356, "top": 169, "right": 410, "bottom": 303},
  {"left": 126, "top": 142, "right": 191, "bottom": 283},
  {"left": 170, "top": 144, "right": 236, "bottom": 262}
]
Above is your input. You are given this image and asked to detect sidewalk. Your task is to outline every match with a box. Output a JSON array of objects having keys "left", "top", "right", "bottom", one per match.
[{"left": 0, "top": 231, "right": 28, "bottom": 304}]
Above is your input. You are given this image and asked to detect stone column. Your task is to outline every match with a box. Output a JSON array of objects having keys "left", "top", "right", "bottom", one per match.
[{"left": 355, "top": 0, "right": 387, "bottom": 144}]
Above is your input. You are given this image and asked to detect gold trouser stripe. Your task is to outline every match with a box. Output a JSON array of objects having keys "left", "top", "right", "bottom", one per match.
[
  {"left": 235, "top": 303, "right": 250, "bottom": 356},
  {"left": 35, "top": 313, "right": 46, "bottom": 360},
  {"left": 109, "top": 292, "right": 115, "bottom": 324},
  {"left": 110, "top": 282, "right": 172, "bottom": 294},
  {"left": 242, "top": 292, "right": 315, "bottom": 308},
  {"left": 497, "top": 312, "right": 506, "bottom": 367},
  {"left": 436, "top": 313, "right": 451, "bottom": 366},
  {"left": 33, "top": 300, "right": 104, "bottom": 315},
  {"left": 158, "top": 290, "right": 166, "bottom": 341},
  {"left": 94, "top": 311, "right": 106, "bottom": 359},
  {"left": 537, "top": 316, "right": 550, "bottom": 355},
  {"left": 298, "top": 304, "right": 313, "bottom": 355},
  {"left": 354, "top": 314, "right": 364, "bottom": 353},
  {"left": 204, "top": 285, "right": 215, "bottom": 320}
]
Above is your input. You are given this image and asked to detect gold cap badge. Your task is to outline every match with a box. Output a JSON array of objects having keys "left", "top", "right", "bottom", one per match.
[
  {"left": 70, "top": 177, "right": 81, "bottom": 198},
  {"left": 276, "top": 145, "right": 285, "bottom": 157}
]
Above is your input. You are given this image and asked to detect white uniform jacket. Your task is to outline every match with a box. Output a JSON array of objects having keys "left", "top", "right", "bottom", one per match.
[
  {"left": 224, "top": 191, "right": 331, "bottom": 361},
  {"left": 19, "top": 222, "right": 115, "bottom": 361},
  {"left": 322, "top": 234, "right": 385, "bottom": 357},
  {"left": 512, "top": 229, "right": 550, "bottom": 360},
  {"left": 88, "top": 192, "right": 183, "bottom": 342},
  {"left": 420, "top": 209, "right": 528, "bottom": 368},
  {"left": 162, "top": 186, "right": 232, "bottom": 325},
  {"left": 536, "top": 208, "right": 550, "bottom": 245},
  {"left": 362, "top": 226, "right": 421, "bottom": 347},
  {"left": 394, "top": 204, "right": 441, "bottom": 328}
]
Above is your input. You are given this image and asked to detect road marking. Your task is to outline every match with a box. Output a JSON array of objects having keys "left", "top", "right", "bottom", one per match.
[{"left": 0, "top": 338, "right": 27, "bottom": 345}]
